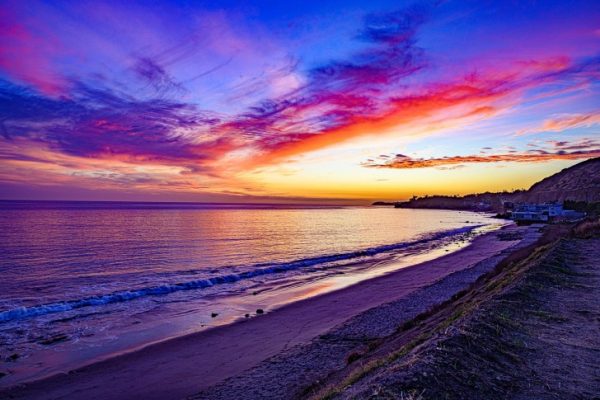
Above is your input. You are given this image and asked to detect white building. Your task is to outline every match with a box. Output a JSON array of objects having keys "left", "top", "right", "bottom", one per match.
[{"left": 511, "top": 203, "right": 564, "bottom": 222}]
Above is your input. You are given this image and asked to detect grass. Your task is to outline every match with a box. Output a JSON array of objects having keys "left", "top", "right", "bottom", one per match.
[
  {"left": 305, "top": 226, "right": 570, "bottom": 400},
  {"left": 573, "top": 217, "right": 600, "bottom": 238},
  {"left": 529, "top": 309, "right": 568, "bottom": 323}
]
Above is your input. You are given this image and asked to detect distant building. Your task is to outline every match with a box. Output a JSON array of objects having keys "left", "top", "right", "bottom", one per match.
[
  {"left": 511, "top": 205, "right": 550, "bottom": 222},
  {"left": 511, "top": 203, "right": 585, "bottom": 223}
]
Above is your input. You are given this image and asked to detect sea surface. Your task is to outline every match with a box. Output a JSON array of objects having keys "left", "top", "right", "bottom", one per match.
[{"left": 0, "top": 201, "right": 505, "bottom": 385}]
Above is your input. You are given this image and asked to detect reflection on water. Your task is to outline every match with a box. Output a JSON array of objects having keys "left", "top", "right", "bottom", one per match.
[{"left": 0, "top": 201, "right": 503, "bottom": 385}]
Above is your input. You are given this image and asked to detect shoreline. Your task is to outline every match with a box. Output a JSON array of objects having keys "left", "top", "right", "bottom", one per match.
[
  {"left": 2, "top": 223, "right": 538, "bottom": 400},
  {"left": 0, "top": 218, "right": 496, "bottom": 387},
  {"left": 191, "top": 223, "right": 542, "bottom": 400},
  {"left": 299, "top": 223, "right": 599, "bottom": 399}
]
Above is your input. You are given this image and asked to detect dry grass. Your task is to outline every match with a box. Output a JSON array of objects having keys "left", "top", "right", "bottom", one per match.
[
  {"left": 302, "top": 225, "right": 586, "bottom": 400},
  {"left": 307, "top": 238, "right": 557, "bottom": 400},
  {"left": 572, "top": 217, "right": 600, "bottom": 238},
  {"left": 315, "top": 232, "right": 600, "bottom": 399}
]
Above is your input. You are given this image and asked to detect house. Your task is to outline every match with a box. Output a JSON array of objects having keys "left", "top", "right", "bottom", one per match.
[
  {"left": 511, "top": 203, "right": 561, "bottom": 222},
  {"left": 511, "top": 202, "right": 585, "bottom": 223},
  {"left": 511, "top": 206, "right": 549, "bottom": 222}
]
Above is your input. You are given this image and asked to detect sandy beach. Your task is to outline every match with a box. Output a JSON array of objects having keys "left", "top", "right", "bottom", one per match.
[
  {"left": 295, "top": 223, "right": 600, "bottom": 400},
  {"left": 1, "top": 223, "right": 540, "bottom": 400},
  {"left": 2, "top": 1, "right": 598, "bottom": 398}
]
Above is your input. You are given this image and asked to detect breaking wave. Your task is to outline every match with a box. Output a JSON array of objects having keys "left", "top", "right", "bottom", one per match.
[{"left": 0, "top": 225, "right": 481, "bottom": 323}]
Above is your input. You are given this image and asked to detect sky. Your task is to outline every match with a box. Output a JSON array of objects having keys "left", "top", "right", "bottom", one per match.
[{"left": 0, "top": 0, "right": 599, "bottom": 204}]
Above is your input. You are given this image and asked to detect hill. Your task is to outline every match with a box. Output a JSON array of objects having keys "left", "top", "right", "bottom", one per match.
[
  {"left": 524, "top": 157, "right": 600, "bottom": 203},
  {"left": 385, "top": 157, "right": 600, "bottom": 211}
]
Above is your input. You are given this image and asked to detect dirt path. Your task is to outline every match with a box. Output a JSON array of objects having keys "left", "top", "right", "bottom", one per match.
[{"left": 317, "top": 235, "right": 600, "bottom": 400}]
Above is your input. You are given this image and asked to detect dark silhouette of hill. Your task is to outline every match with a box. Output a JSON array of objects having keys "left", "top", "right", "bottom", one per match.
[{"left": 382, "top": 157, "right": 600, "bottom": 211}]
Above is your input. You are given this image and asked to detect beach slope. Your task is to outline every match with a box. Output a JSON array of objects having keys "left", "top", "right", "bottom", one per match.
[
  {"left": 1, "top": 225, "right": 538, "bottom": 400},
  {"left": 282, "top": 223, "right": 600, "bottom": 399}
]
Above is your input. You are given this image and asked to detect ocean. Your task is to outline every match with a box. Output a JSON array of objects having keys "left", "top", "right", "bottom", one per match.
[{"left": 0, "top": 201, "right": 504, "bottom": 384}]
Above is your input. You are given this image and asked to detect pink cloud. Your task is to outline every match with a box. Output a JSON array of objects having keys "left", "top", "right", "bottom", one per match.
[
  {"left": 517, "top": 112, "right": 600, "bottom": 135},
  {"left": 0, "top": 6, "right": 66, "bottom": 95}
]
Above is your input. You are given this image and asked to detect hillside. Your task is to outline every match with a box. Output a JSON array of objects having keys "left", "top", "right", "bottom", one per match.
[
  {"left": 307, "top": 226, "right": 600, "bottom": 400},
  {"left": 524, "top": 157, "right": 600, "bottom": 203},
  {"left": 389, "top": 157, "right": 600, "bottom": 211}
]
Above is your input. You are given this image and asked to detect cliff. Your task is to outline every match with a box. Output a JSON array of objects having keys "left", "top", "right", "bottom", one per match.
[
  {"left": 524, "top": 158, "right": 600, "bottom": 203},
  {"left": 389, "top": 157, "right": 600, "bottom": 211}
]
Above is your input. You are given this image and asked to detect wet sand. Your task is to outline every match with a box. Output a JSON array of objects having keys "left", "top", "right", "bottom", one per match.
[{"left": 1, "top": 224, "right": 538, "bottom": 400}]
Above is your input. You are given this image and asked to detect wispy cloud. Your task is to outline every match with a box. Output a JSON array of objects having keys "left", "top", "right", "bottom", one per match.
[
  {"left": 517, "top": 112, "right": 600, "bottom": 135},
  {"left": 2, "top": 3, "right": 599, "bottom": 173},
  {"left": 0, "top": 3, "right": 437, "bottom": 175},
  {"left": 0, "top": 80, "right": 229, "bottom": 170},
  {"left": 1, "top": 0, "right": 599, "bottom": 199},
  {"left": 362, "top": 149, "right": 600, "bottom": 169},
  {"left": 364, "top": 138, "right": 600, "bottom": 169},
  {"left": 0, "top": 6, "right": 66, "bottom": 95},
  {"left": 247, "top": 55, "right": 599, "bottom": 166}
]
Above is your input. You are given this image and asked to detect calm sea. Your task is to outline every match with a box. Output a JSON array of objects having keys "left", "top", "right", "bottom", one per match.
[{"left": 0, "top": 201, "right": 503, "bottom": 384}]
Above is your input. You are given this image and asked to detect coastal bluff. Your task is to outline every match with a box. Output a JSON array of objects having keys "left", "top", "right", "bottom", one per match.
[
  {"left": 379, "top": 157, "right": 600, "bottom": 211},
  {"left": 523, "top": 157, "right": 600, "bottom": 203}
]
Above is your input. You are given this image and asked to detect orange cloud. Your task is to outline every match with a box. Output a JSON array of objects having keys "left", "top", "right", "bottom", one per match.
[
  {"left": 248, "top": 56, "right": 598, "bottom": 167},
  {"left": 363, "top": 150, "right": 600, "bottom": 169}
]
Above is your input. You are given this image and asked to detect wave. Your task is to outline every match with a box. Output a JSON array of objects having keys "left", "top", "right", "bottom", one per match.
[{"left": 0, "top": 225, "right": 482, "bottom": 323}]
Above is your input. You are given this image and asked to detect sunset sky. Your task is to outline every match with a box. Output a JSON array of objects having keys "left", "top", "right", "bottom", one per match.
[{"left": 1, "top": 0, "right": 599, "bottom": 203}]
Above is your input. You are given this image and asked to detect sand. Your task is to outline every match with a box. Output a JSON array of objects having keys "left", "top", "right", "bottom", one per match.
[{"left": 1, "top": 223, "right": 539, "bottom": 400}]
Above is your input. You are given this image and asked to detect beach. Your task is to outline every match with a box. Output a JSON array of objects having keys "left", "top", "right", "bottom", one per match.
[
  {"left": 1, "top": 222, "right": 541, "bottom": 400},
  {"left": 295, "top": 224, "right": 600, "bottom": 400},
  {"left": 2, "top": 1, "right": 599, "bottom": 398},
  {"left": 0, "top": 205, "right": 502, "bottom": 388}
]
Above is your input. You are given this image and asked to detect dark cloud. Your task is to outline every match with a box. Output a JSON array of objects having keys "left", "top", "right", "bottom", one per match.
[
  {"left": 548, "top": 138, "right": 599, "bottom": 151},
  {"left": 132, "top": 57, "right": 184, "bottom": 94},
  {"left": 0, "top": 79, "right": 228, "bottom": 172},
  {"left": 358, "top": 3, "right": 430, "bottom": 43}
]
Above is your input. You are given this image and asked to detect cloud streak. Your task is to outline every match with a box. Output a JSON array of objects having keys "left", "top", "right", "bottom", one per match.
[
  {"left": 1, "top": 3, "right": 438, "bottom": 175},
  {"left": 0, "top": 0, "right": 599, "bottom": 199},
  {"left": 517, "top": 112, "right": 600, "bottom": 135},
  {"left": 0, "top": 80, "right": 230, "bottom": 170},
  {"left": 363, "top": 139, "right": 600, "bottom": 169},
  {"left": 363, "top": 150, "right": 600, "bottom": 169}
]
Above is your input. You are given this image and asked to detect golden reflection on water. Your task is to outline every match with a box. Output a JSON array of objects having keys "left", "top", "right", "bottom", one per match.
[{"left": 0, "top": 204, "right": 503, "bottom": 387}]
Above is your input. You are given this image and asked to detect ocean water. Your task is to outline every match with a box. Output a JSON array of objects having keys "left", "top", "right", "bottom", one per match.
[{"left": 0, "top": 201, "right": 504, "bottom": 384}]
